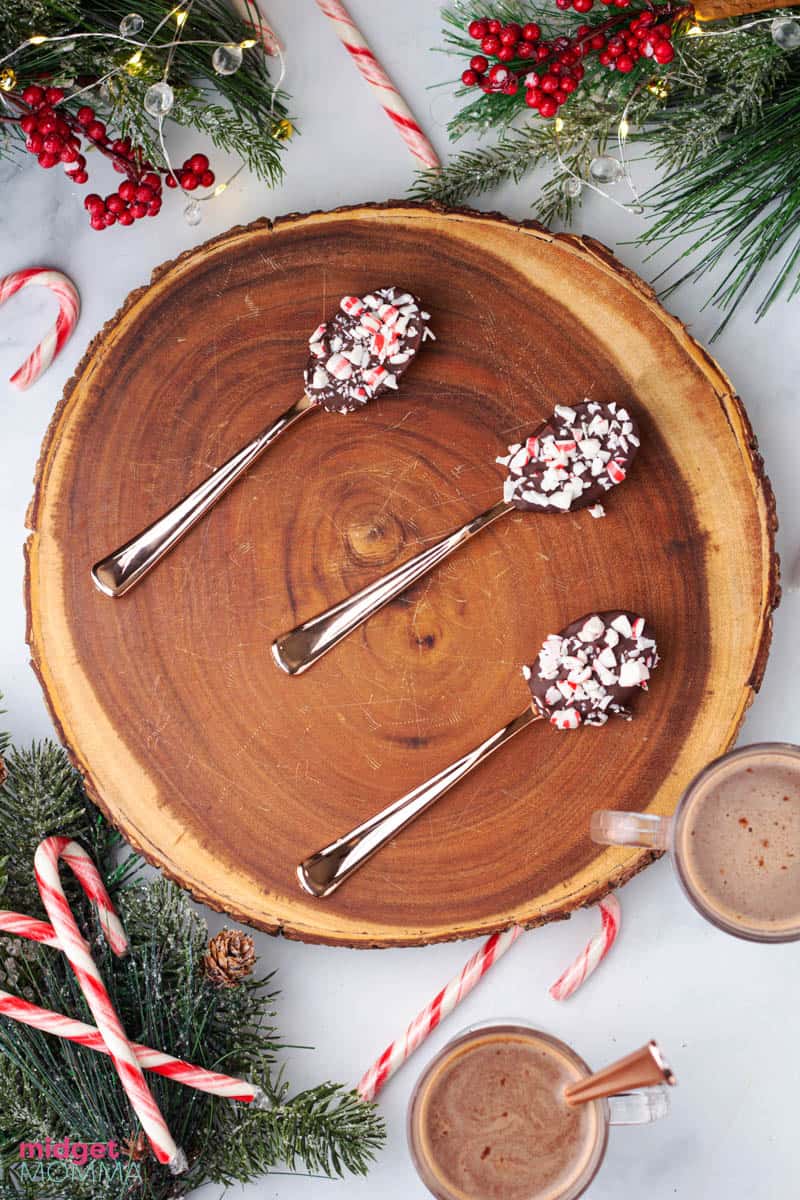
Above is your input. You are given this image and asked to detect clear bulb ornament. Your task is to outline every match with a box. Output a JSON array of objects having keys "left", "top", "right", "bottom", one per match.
[
  {"left": 562, "top": 176, "right": 582, "bottom": 198},
  {"left": 589, "top": 155, "right": 623, "bottom": 185},
  {"left": 212, "top": 43, "right": 243, "bottom": 75},
  {"left": 119, "top": 12, "right": 144, "bottom": 37},
  {"left": 143, "top": 81, "right": 174, "bottom": 117},
  {"left": 184, "top": 200, "right": 202, "bottom": 226},
  {"left": 771, "top": 16, "right": 800, "bottom": 51}
]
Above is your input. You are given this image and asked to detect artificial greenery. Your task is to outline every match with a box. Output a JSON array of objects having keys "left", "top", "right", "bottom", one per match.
[
  {"left": 0, "top": 722, "right": 384, "bottom": 1200},
  {"left": 0, "top": 0, "right": 292, "bottom": 185},
  {"left": 412, "top": 0, "right": 800, "bottom": 334}
]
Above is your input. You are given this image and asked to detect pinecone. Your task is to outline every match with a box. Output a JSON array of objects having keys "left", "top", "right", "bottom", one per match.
[
  {"left": 202, "top": 928, "right": 256, "bottom": 988},
  {"left": 122, "top": 1132, "right": 149, "bottom": 1161}
]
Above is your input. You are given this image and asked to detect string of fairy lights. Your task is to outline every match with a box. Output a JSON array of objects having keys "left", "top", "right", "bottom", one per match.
[
  {"left": 553, "top": 11, "right": 800, "bottom": 215},
  {"left": 0, "top": 2, "right": 290, "bottom": 225}
]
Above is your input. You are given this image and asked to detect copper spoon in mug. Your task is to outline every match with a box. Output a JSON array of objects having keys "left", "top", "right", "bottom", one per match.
[
  {"left": 90, "top": 288, "right": 433, "bottom": 597},
  {"left": 565, "top": 1041, "right": 676, "bottom": 1107},
  {"left": 272, "top": 400, "right": 639, "bottom": 676},
  {"left": 297, "top": 610, "right": 659, "bottom": 898}
]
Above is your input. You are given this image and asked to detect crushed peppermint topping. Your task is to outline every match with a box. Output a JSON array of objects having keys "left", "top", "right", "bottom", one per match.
[
  {"left": 303, "top": 287, "right": 433, "bottom": 414},
  {"left": 497, "top": 400, "right": 640, "bottom": 513},
  {"left": 525, "top": 611, "right": 658, "bottom": 730}
]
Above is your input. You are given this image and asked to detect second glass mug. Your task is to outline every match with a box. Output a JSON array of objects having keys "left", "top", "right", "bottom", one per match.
[
  {"left": 408, "top": 1022, "right": 672, "bottom": 1200},
  {"left": 591, "top": 742, "right": 800, "bottom": 943}
]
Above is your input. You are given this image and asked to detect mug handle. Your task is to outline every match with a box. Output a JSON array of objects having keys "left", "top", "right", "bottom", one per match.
[
  {"left": 608, "top": 1085, "right": 671, "bottom": 1125},
  {"left": 590, "top": 811, "right": 673, "bottom": 851}
]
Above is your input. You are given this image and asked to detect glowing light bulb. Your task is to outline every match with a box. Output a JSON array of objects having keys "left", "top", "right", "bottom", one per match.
[
  {"left": 213, "top": 182, "right": 228, "bottom": 196},
  {"left": 687, "top": 24, "right": 702, "bottom": 36},
  {"left": 618, "top": 118, "right": 629, "bottom": 140},
  {"left": 554, "top": 117, "right": 564, "bottom": 133},
  {"left": 240, "top": 38, "right": 257, "bottom": 49},
  {"left": 175, "top": 9, "right": 188, "bottom": 27},
  {"left": 28, "top": 34, "right": 48, "bottom": 45}
]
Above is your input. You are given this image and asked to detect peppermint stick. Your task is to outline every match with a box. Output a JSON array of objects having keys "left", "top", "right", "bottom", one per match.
[
  {"left": 549, "top": 895, "right": 621, "bottom": 1001},
  {"left": 33, "top": 837, "right": 186, "bottom": 1171},
  {"left": 314, "top": 0, "right": 440, "bottom": 170},
  {"left": 0, "top": 269, "right": 80, "bottom": 391}
]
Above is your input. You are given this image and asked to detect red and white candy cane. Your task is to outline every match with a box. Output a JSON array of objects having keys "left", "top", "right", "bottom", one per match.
[
  {"left": 549, "top": 895, "right": 621, "bottom": 1002},
  {"left": 0, "top": 985, "right": 263, "bottom": 1102},
  {"left": 357, "top": 925, "right": 523, "bottom": 1103},
  {"left": 314, "top": 0, "right": 440, "bottom": 171},
  {"left": 32, "top": 837, "right": 186, "bottom": 1172},
  {"left": 357, "top": 896, "right": 622, "bottom": 1102},
  {"left": 0, "top": 269, "right": 80, "bottom": 391}
]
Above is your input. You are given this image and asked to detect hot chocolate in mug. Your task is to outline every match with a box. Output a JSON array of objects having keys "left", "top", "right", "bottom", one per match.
[{"left": 592, "top": 742, "right": 800, "bottom": 943}]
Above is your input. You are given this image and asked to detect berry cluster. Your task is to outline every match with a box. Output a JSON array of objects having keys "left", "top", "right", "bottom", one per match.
[
  {"left": 462, "top": 6, "right": 676, "bottom": 118},
  {"left": 15, "top": 86, "right": 216, "bottom": 230}
]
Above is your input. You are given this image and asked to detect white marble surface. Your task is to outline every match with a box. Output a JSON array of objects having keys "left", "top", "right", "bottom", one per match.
[{"left": 1, "top": 2, "right": 799, "bottom": 1197}]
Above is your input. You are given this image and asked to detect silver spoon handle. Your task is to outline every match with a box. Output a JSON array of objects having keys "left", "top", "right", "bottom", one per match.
[
  {"left": 298, "top": 707, "right": 542, "bottom": 898},
  {"left": 91, "top": 394, "right": 314, "bottom": 597},
  {"left": 272, "top": 498, "right": 514, "bottom": 675}
]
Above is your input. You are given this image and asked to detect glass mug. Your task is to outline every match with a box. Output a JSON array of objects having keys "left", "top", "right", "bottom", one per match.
[
  {"left": 407, "top": 1022, "right": 671, "bottom": 1200},
  {"left": 592, "top": 742, "right": 800, "bottom": 943}
]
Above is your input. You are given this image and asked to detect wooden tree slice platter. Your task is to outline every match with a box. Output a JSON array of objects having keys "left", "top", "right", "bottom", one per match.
[{"left": 26, "top": 203, "right": 778, "bottom": 947}]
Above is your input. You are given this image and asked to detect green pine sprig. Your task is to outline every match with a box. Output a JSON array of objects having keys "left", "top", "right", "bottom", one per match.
[
  {"left": 413, "top": 2, "right": 800, "bottom": 333},
  {"left": 0, "top": 711, "right": 384, "bottom": 1200}
]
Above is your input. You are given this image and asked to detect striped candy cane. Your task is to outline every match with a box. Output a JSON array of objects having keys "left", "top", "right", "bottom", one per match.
[
  {"left": 0, "top": 986, "right": 264, "bottom": 1101},
  {"left": 314, "top": 0, "right": 440, "bottom": 171},
  {"left": 0, "top": 269, "right": 80, "bottom": 391},
  {"left": 549, "top": 895, "right": 621, "bottom": 1002},
  {"left": 33, "top": 837, "right": 186, "bottom": 1172},
  {"left": 357, "top": 896, "right": 622, "bottom": 1102},
  {"left": 357, "top": 925, "right": 523, "bottom": 1103}
]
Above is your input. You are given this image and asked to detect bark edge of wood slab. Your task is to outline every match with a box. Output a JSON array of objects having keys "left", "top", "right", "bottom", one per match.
[{"left": 26, "top": 201, "right": 779, "bottom": 948}]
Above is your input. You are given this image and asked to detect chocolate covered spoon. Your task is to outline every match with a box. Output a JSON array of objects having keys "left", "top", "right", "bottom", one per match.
[
  {"left": 272, "top": 400, "right": 639, "bottom": 675},
  {"left": 297, "top": 610, "right": 659, "bottom": 898},
  {"left": 91, "top": 288, "right": 432, "bottom": 597}
]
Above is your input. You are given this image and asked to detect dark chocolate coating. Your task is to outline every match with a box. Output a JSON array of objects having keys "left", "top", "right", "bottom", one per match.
[
  {"left": 524, "top": 610, "right": 658, "bottom": 730},
  {"left": 303, "top": 286, "right": 431, "bottom": 414},
  {"left": 499, "top": 400, "right": 639, "bottom": 513}
]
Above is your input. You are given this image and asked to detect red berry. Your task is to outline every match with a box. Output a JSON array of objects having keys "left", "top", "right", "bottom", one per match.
[
  {"left": 44, "top": 87, "right": 64, "bottom": 105},
  {"left": 71, "top": 170, "right": 88, "bottom": 184},
  {"left": 536, "top": 45, "right": 551, "bottom": 61},
  {"left": 539, "top": 98, "right": 558, "bottom": 118},
  {"left": 554, "top": 88, "right": 568, "bottom": 103},
  {"left": 118, "top": 209, "right": 135, "bottom": 226},
  {"left": 112, "top": 160, "right": 127, "bottom": 173},
  {"left": 105, "top": 193, "right": 125, "bottom": 213},
  {"left": 25, "top": 133, "right": 43, "bottom": 153},
  {"left": 37, "top": 114, "right": 57, "bottom": 135},
  {"left": 134, "top": 185, "right": 155, "bottom": 203},
  {"left": 43, "top": 134, "right": 63, "bottom": 154},
  {"left": 20, "top": 115, "right": 37, "bottom": 134},
  {"left": 653, "top": 40, "right": 674, "bottom": 62},
  {"left": 470, "top": 54, "right": 489, "bottom": 72},
  {"left": 84, "top": 193, "right": 104, "bottom": 212},
  {"left": 524, "top": 71, "right": 540, "bottom": 87},
  {"left": 77, "top": 106, "right": 95, "bottom": 126},
  {"left": 90, "top": 215, "right": 106, "bottom": 231},
  {"left": 468, "top": 19, "right": 488, "bottom": 39},
  {"left": 103, "top": 211, "right": 117, "bottom": 226},
  {"left": 574, "top": 0, "right": 593, "bottom": 10},
  {"left": 502, "top": 77, "right": 519, "bottom": 95},
  {"left": 556, "top": 0, "right": 571, "bottom": 9},
  {"left": 525, "top": 87, "right": 543, "bottom": 107},
  {"left": 23, "top": 85, "right": 46, "bottom": 108},
  {"left": 517, "top": 41, "right": 534, "bottom": 57},
  {"left": 200, "top": 170, "right": 215, "bottom": 187},
  {"left": 591, "top": 33, "right": 607, "bottom": 49},
  {"left": 573, "top": 64, "right": 585, "bottom": 79},
  {"left": 180, "top": 171, "right": 199, "bottom": 190},
  {"left": 130, "top": 202, "right": 148, "bottom": 218},
  {"left": 599, "top": 50, "right": 613, "bottom": 64},
  {"left": 462, "top": 68, "right": 479, "bottom": 86},
  {"left": 616, "top": 53, "right": 635, "bottom": 71},
  {"left": 147, "top": 200, "right": 162, "bottom": 216},
  {"left": 37, "top": 152, "right": 58, "bottom": 168},
  {"left": 487, "top": 19, "right": 502, "bottom": 34},
  {"left": 481, "top": 35, "right": 501, "bottom": 54},
  {"left": 522, "top": 23, "right": 541, "bottom": 41},
  {"left": 111, "top": 138, "right": 132, "bottom": 155},
  {"left": 497, "top": 45, "right": 515, "bottom": 61},
  {"left": 87, "top": 121, "right": 107, "bottom": 141},
  {"left": 500, "top": 27, "right": 521, "bottom": 47},
  {"left": 188, "top": 153, "right": 209, "bottom": 174},
  {"left": 119, "top": 180, "right": 136, "bottom": 202},
  {"left": 164, "top": 173, "right": 178, "bottom": 188},
  {"left": 540, "top": 73, "right": 559, "bottom": 93},
  {"left": 561, "top": 76, "right": 578, "bottom": 93}
]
